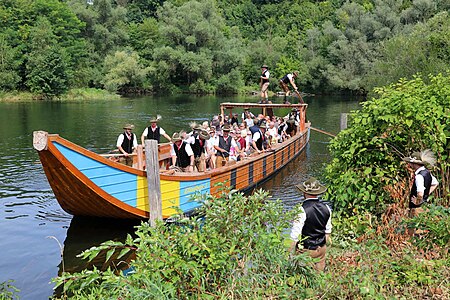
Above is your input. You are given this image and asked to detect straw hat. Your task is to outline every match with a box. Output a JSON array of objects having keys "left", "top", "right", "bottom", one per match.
[
  {"left": 222, "top": 124, "right": 231, "bottom": 132},
  {"left": 171, "top": 132, "right": 182, "bottom": 142},
  {"left": 149, "top": 116, "right": 160, "bottom": 123},
  {"left": 258, "top": 121, "right": 267, "bottom": 129},
  {"left": 402, "top": 149, "right": 436, "bottom": 166},
  {"left": 261, "top": 64, "right": 269, "bottom": 69},
  {"left": 296, "top": 177, "right": 327, "bottom": 195},
  {"left": 293, "top": 71, "right": 299, "bottom": 77},
  {"left": 123, "top": 124, "right": 135, "bottom": 130},
  {"left": 199, "top": 130, "right": 210, "bottom": 140}
]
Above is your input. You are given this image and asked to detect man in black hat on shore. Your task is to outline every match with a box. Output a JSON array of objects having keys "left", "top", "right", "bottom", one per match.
[{"left": 289, "top": 177, "right": 332, "bottom": 272}]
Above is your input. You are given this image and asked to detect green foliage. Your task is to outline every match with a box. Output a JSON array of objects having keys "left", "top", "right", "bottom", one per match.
[
  {"left": 0, "top": 35, "right": 21, "bottom": 91},
  {"left": 325, "top": 73, "right": 450, "bottom": 215},
  {"left": 0, "top": 280, "right": 19, "bottom": 300},
  {"left": 404, "top": 205, "right": 450, "bottom": 249},
  {"left": 102, "top": 50, "right": 149, "bottom": 93},
  {"left": 52, "top": 190, "right": 318, "bottom": 299}
]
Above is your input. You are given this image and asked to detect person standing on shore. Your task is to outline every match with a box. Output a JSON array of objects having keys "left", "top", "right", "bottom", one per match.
[
  {"left": 289, "top": 177, "right": 332, "bottom": 272},
  {"left": 402, "top": 150, "right": 439, "bottom": 221},
  {"left": 260, "top": 64, "right": 270, "bottom": 103}
]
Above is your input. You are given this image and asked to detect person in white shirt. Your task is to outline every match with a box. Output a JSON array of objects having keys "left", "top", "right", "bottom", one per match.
[
  {"left": 116, "top": 124, "right": 138, "bottom": 166},
  {"left": 213, "top": 124, "right": 238, "bottom": 167},
  {"left": 170, "top": 132, "right": 194, "bottom": 173},
  {"left": 141, "top": 116, "right": 171, "bottom": 145},
  {"left": 289, "top": 177, "right": 332, "bottom": 272}
]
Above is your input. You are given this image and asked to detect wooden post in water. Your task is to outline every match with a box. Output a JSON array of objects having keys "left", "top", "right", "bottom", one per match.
[
  {"left": 340, "top": 113, "right": 348, "bottom": 130},
  {"left": 145, "top": 139, "right": 162, "bottom": 226}
]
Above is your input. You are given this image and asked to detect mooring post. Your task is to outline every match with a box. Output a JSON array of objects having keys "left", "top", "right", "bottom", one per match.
[
  {"left": 144, "top": 139, "right": 162, "bottom": 226},
  {"left": 340, "top": 113, "right": 348, "bottom": 130}
]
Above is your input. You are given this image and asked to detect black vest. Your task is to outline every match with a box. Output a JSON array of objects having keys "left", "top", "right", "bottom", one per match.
[
  {"left": 409, "top": 169, "right": 432, "bottom": 208},
  {"left": 173, "top": 142, "right": 190, "bottom": 168},
  {"left": 146, "top": 126, "right": 161, "bottom": 142},
  {"left": 191, "top": 137, "right": 205, "bottom": 158},
  {"left": 261, "top": 70, "right": 269, "bottom": 83},
  {"left": 255, "top": 130, "right": 265, "bottom": 150},
  {"left": 281, "top": 74, "right": 291, "bottom": 84},
  {"left": 218, "top": 135, "right": 232, "bottom": 157},
  {"left": 301, "top": 199, "right": 331, "bottom": 249},
  {"left": 120, "top": 132, "right": 135, "bottom": 154}
]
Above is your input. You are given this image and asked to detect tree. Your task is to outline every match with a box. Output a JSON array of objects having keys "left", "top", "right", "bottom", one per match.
[
  {"left": 102, "top": 50, "right": 149, "bottom": 93},
  {"left": 0, "top": 35, "right": 21, "bottom": 91}
]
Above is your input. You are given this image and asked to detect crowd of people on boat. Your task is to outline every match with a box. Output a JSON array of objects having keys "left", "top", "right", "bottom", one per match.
[{"left": 116, "top": 107, "right": 302, "bottom": 171}]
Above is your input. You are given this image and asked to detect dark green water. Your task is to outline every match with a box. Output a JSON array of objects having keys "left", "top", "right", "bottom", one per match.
[{"left": 0, "top": 94, "right": 360, "bottom": 299}]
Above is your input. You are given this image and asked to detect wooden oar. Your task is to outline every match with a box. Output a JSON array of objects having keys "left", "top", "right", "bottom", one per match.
[
  {"left": 310, "top": 127, "right": 336, "bottom": 137},
  {"left": 99, "top": 153, "right": 137, "bottom": 157},
  {"left": 294, "top": 89, "right": 304, "bottom": 104}
]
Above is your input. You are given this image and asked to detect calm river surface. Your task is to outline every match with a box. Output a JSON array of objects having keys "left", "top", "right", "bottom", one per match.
[{"left": 0, "top": 94, "right": 360, "bottom": 299}]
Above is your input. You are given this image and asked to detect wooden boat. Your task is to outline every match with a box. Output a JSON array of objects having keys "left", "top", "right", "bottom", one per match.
[{"left": 33, "top": 102, "right": 309, "bottom": 220}]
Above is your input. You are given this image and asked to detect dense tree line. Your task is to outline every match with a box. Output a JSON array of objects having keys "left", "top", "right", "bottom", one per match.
[{"left": 0, "top": 0, "right": 449, "bottom": 97}]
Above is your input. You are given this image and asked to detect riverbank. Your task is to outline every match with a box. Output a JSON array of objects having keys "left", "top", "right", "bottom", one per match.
[{"left": 0, "top": 88, "right": 120, "bottom": 102}]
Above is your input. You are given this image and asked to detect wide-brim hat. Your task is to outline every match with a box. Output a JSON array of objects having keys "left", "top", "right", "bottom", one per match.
[
  {"left": 149, "top": 117, "right": 159, "bottom": 123},
  {"left": 293, "top": 71, "right": 299, "bottom": 77},
  {"left": 261, "top": 64, "right": 269, "bottom": 69},
  {"left": 171, "top": 132, "right": 182, "bottom": 142},
  {"left": 199, "top": 130, "right": 210, "bottom": 140},
  {"left": 402, "top": 152, "right": 425, "bottom": 165},
  {"left": 259, "top": 121, "right": 267, "bottom": 129},
  {"left": 291, "top": 107, "right": 298, "bottom": 112},
  {"left": 296, "top": 177, "right": 327, "bottom": 195},
  {"left": 123, "top": 124, "right": 135, "bottom": 130},
  {"left": 222, "top": 124, "right": 231, "bottom": 132}
]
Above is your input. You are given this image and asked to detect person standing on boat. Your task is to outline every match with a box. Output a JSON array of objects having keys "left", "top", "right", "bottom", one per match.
[
  {"left": 260, "top": 64, "right": 270, "bottom": 103},
  {"left": 214, "top": 124, "right": 238, "bottom": 167},
  {"left": 190, "top": 130, "right": 210, "bottom": 172},
  {"left": 402, "top": 150, "right": 439, "bottom": 232},
  {"left": 241, "top": 108, "right": 255, "bottom": 123},
  {"left": 289, "top": 177, "right": 332, "bottom": 272},
  {"left": 251, "top": 121, "right": 268, "bottom": 153},
  {"left": 170, "top": 132, "right": 195, "bottom": 172},
  {"left": 141, "top": 116, "right": 171, "bottom": 146},
  {"left": 116, "top": 124, "right": 138, "bottom": 167},
  {"left": 279, "top": 71, "right": 299, "bottom": 104}
]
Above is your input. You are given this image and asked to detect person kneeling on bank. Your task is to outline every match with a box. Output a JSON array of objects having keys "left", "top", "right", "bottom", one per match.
[{"left": 289, "top": 177, "right": 332, "bottom": 272}]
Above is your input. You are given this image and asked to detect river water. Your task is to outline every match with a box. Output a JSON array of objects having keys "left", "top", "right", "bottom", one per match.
[{"left": 0, "top": 94, "right": 360, "bottom": 299}]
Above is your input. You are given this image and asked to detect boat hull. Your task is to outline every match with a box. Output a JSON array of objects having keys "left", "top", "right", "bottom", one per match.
[{"left": 34, "top": 125, "right": 309, "bottom": 220}]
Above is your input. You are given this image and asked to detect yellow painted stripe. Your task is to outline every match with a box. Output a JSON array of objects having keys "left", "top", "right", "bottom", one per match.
[
  {"left": 161, "top": 180, "right": 180, "bottom": 216},
  {"left": 137, "top": 176, "right": 149, "bottom": 212}
]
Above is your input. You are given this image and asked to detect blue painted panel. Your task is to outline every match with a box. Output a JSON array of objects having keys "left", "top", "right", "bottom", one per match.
[
  {"left": 179, "top": 179, "right": 210, "bottom": 212},
  {"left": 54, "top": 143, "right": 137, "bottom": 208}
]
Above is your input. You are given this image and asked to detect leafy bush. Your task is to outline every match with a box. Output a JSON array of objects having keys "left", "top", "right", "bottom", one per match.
[
  {"left": 325, "top": 73, "right": 450, "bottom": 216},
  {"left": 0, "top": 280, "right": 19, "bottom": 300},
  {"left": 53, "top": 189, "right": 318, "bottom": 299}
]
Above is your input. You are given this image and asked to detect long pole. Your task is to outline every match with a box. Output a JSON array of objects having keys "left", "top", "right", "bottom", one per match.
[{"left": 145, "top": 139, "right": 162, "bottom": 226}]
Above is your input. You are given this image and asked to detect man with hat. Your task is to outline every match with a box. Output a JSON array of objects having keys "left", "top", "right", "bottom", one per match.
[
  {"left": 289, "top": 177, "right": 332, "bottom": 272},
  {"left": 285, "top": 108, "right": 300, "bottom": 136},
  {"left": 190, "top": 129, "right": 210, "bottom": 172},
  {"left": 170, "top": 132, "right": 195, "bottom": 172},
  {"left": 141, "top": 116, "right": 171, "bottom": 146},
  {"left": 116, "top": 124, "right": 138, "bottom": 166},
  {"left": 402, "top": 150, "right": 439, "bottom": 220},
  {"left": 279, "top": 71, "right": 299, "bottom": 104},
  {"left": 214, "top": 124, "right": 238, "bottom": 167},
  {"left": 250, "top": 121, "right": 268, "bottom": 153},
  {"left": 260, "top": 64, "right": 270, "bottom": 103}
]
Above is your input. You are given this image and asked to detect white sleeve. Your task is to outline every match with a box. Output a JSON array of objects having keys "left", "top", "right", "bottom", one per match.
[
  {"left": 415, "top": 174, "right": 425, "bottom": 193},
  {"left": 325, "top": 205, "right": 332, "bottom": 234},
  {"left": 142, "top": 127, "right": 148, "bottom": 137},
  {"left": 231, "top": 138, "right": 238, "bottom": 149},
  {"left": 431, "top": 175, "right": 439, "bottom": 186},
  {"left": 185, "top": 143, "right": 194, "bottom": 157},
  {"left": 159, "top": 127, "right": 166, "bottom": 135},
  {"left": 185, "top": 135, "right": 196, "bottom": 144},
  {"left": 116, "top": 134, "right": 124, "bottom": 148},
  {"left": 290, "top": 210, "right": 306, "bottom": 242},
  {"left": 253, "top": 131, "right": 261, "bottom": 142},
  {"left": 213, "top": 137, "right": 220, "bottom": 147},
  {"left": 170, "top": 144, "right": 176, "bottom": 157},
  {"left": 133, "top": 134, "right": 138, "bottom": 148},
  {"left": 266, "top": 71, "right": 270, "bottom": 79}
]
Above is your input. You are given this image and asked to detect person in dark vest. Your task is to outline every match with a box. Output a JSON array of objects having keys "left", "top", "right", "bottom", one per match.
[
  {"left": 250, "top": 121, "right": 268, "bottom": 154},
  {"left": 285, "top": 108, "right": 300, "bottom": 137},
  {"left": 214, "top": 124, "right": 238, "bottom": 167},
  {"left": 141, "top": 116, "right": 171, "bottom": 146},
  {"left": 190, "top": 129, "right": 210, "bottom": 172},
  {"left": 289, "top": 177, "right": 332, "bottom": 272},
  {"left": 116, "top": 124, "right": 138, "bottom": 167},
  {"left": 402, "top": 150, "right": 439, "bottom": 232},
  {"left": 259, "top": 64, "right": 270, "bottom": 103},
  {"left": 279, "top": 71, "right": 299, "bottom": 104},
  {"left": 170, "top": 132, "right": 194, "bottom": 172}
]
